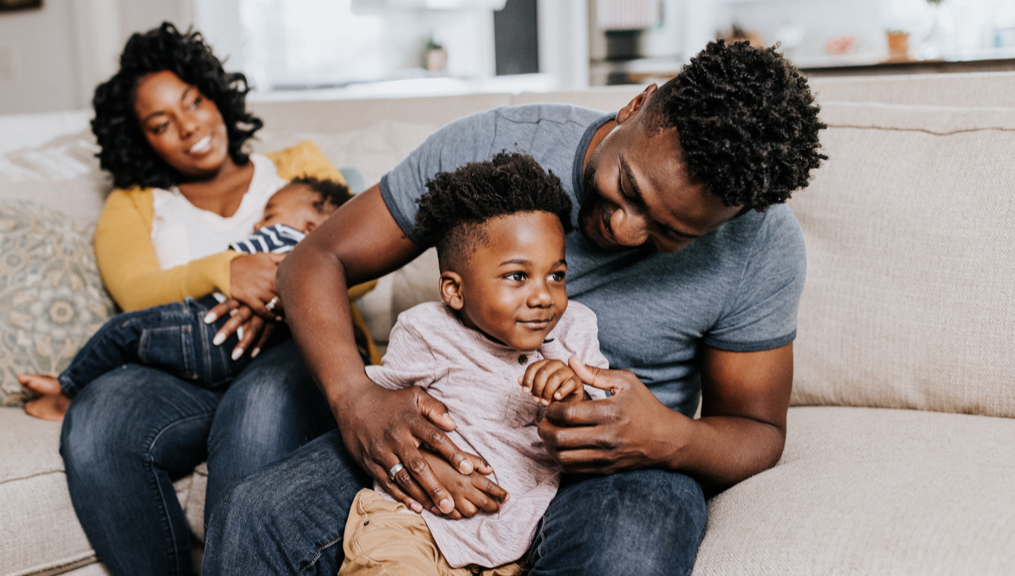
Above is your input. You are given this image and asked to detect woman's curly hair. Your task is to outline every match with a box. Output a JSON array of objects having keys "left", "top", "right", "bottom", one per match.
[
  {"left": 645, "top": 40, "right": 826, "bottom": 211},
  {"left": 415, "top": 152, "right": 572, "bottom": 271},
  {"left": 91, "top": 22, "right": 263, "bottom": 190}
]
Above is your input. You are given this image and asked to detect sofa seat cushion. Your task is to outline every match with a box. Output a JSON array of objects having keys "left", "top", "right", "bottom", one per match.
[
  {"left": 694, "top": 406, "right": 1015, "bottom": 576},
  {"left": 0, "top": 408, "right": 205, "bottom": 576}
]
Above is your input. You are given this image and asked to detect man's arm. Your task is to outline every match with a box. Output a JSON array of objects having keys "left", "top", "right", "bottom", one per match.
[
  {"left": 540, "top": 343, "right": 793, "bottom": 494},
  {"left": 277, "top": 184, "right": 476, "bottom": 514}
]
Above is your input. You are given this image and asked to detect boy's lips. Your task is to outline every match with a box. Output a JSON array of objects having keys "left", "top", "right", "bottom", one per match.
[{"left": 518, "top": 318, "right": 553, "bottom": 328}]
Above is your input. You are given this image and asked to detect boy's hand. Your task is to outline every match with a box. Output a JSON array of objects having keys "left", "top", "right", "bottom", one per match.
[
  {"left": 417, "top": 450, "right": 508, "bottom": 520},
  {"left": 519, "top": 359, "right": 587, "bottom": 405}
]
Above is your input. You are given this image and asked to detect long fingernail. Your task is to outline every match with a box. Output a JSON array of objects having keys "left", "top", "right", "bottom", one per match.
[
  {"left": 204, "top": 312, "right": 217, "bottom": 324},
  {"left": 231, "top": 347, "right": 244, "bottom": 361},
  {"left": 213, "top": 333, "right": 225, "bottom": 346},
  {"left": 250, "top": 348, "right": 260, "bottom": 358}
]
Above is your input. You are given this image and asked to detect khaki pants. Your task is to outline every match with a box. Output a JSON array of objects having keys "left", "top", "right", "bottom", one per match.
[{"left": 338, "top": 489, "right": 526, "bottom": 576}]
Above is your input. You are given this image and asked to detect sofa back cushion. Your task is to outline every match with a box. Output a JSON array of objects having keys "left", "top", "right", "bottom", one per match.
[{"left": 788, "top": 101, "right": 1015, "bottom": 418}]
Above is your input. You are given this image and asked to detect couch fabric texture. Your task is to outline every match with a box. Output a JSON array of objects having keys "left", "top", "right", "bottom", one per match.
[{"left": 1, "top": 74, "right": 1013, "bottom": 576}]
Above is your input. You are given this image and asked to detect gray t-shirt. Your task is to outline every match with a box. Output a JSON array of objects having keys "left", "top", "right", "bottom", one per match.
[{"left": 380, "top": 104, "right": 806, "bottom": 417}]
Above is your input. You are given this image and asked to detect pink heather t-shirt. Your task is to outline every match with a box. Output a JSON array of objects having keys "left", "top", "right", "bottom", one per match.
[{"left": 365, "top": 300, "right": 608, "bottom": 568}]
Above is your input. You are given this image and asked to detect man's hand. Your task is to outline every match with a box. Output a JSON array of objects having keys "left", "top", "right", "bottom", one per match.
[
  {"left": 337, "top": 382, "right": 477, "bottom": 515},
  {"left": 519, "top": 359, "right": 587, "bottom": 405},
  {"left": 537, "top": 357, "right": 689, "bottom": 475},
  {"left": 418, "top": 450, "right": 508, "bottom": 519}
]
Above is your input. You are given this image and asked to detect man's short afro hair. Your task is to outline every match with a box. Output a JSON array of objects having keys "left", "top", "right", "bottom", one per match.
[
  {"left": 414, "top": 152, "right": 572, "bottom": 271},
  {"left": 645, "top": 40, "right": 826, "bottom": 211},
  {"left": 91, "top": 22, "right": 262, "bottom": 190}
]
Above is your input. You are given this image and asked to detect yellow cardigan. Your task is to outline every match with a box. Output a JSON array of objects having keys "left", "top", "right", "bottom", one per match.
[{"left": 94, "top": 140, "right": 380, "bottom": 364}]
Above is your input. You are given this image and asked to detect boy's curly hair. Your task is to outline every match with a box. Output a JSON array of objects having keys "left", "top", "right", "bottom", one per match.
[
  {"left": 91, "top": 22, "right": 263, "bottom": 190},
  {"left": 415, "top": 152, "right": 572, "bottom": 271},
  {"left": 290, "top": 176, "right": 353, "bottom": 214},
  {"left": 645, "top": 40, "right": 826, "bottom": 211}
]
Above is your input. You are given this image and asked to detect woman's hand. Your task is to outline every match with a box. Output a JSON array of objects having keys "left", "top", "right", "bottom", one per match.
[
  {"left": 229, "top": 252, "right": 286, "bottom": 318},
  {"left": 417, "top": 450, "right": 508, "bottom": 519},
  {"left": 205, "top": 299, "right": 278, "bottom": 360}
]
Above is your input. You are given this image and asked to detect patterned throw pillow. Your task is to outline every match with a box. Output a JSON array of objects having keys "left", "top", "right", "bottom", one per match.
[{"left": 0, "top": 199, "right": 116, "bottom": 406}]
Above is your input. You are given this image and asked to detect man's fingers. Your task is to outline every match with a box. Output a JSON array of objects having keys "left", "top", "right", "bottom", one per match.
[
  {"left": 400, "top": 448, "right": 455, "bottom": 515},
  {"left": 461, "top": 452, "right": 493, "bottom": 475},
  {"left": 543, "top": 395, "right": 609, "bottom": 427},
  {"left": 415, "top": 391, "right": 472, "bottom": 475},
  {"left": 568, "top": 356, "right": 601, "bottom": 386}
]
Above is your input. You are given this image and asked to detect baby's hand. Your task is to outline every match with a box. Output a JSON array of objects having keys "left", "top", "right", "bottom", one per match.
[{"left": 518, "top": 359, "right": 587, "bottom": 405}]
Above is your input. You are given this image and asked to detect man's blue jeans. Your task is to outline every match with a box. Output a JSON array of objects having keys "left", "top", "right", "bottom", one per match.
[
  {"left": 59, "top": 339, "right": 335, "bottom": 576},
  {"left": 59, "top": 295, "right": 250, "bottom": 396},
  {"left": 203, "top": 429, "right": 708, "bottom": 576}
]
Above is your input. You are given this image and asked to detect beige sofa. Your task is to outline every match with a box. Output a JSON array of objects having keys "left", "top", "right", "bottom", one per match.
[{"left": 2, "top": 72, "right": 1014, "bottom": 576}]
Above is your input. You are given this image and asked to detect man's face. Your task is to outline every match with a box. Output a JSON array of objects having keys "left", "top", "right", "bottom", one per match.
[
  {"left": 444, "top": 211, "right": 568, "bottom": 352},
  {"left": 579, "top": 88, "right": 744, "bottom": 253}
]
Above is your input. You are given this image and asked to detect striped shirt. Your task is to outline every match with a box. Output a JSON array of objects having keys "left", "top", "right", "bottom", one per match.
[{"left": 228, "top": 224, "right": 305, "bottom": 254}]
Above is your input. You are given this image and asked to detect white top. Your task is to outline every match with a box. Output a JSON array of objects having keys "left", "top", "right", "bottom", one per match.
[
  {"left": 150, "top": 153, "right": 287, "bottom": 269},
  {"left": 366, "top": 301, "right": 609, "bottom": 568}
]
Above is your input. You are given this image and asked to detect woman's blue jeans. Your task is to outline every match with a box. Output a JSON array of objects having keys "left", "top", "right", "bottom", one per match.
[
  {"left": 202, "top": 429, "right": 708, "bottom": 576},
  {"left": 59, "top": 339, "right": 335, "bottom": 576}
]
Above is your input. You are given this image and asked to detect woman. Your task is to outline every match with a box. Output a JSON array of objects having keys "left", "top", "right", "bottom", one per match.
[{"left": 58, "top": 23, "right": 373, "bottom": 576}]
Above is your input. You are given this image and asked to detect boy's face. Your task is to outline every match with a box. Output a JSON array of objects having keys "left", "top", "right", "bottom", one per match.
[
  {"left": 255, "top": 183, "right": 327, "bottom": 234},
  {"left": 441, "top": 211, "right": 568, "bottom": 352}
]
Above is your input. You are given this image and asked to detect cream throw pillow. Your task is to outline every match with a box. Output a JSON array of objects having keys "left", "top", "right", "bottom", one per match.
[{"left": 788, "top": 102, "right": 1015, "bottom": 418}]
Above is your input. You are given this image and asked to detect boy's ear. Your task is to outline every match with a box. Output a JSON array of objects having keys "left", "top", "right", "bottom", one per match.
[
  {"left": 439, "top": 271, "right": 465, "bottom": 310},
  {"left": 304, "top": 221, "right": 317, "bottom": 234}
]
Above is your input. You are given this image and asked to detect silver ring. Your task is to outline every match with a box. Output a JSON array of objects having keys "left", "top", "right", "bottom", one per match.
[
  {"left": 265, "top": 296, "right": 279, "bottom": 312},
  {"left": 388, "top": 462, "right": 405, "bottom": 480}
]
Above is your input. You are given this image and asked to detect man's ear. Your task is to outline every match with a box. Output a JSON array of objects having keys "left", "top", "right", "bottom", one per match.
[
  {"left": 440, "top": 271, "right": 465, "bottom": 310},
  {"left": 616, "top": 83, "right": 658, "bottom": 125}
]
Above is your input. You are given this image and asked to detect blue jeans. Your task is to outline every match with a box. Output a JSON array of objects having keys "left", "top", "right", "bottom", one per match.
[
  {"left": 203, "top": 429, "right": 708, "bottom": 576},
  {"left": 60, "top": 338, "right": 336, "bottom": 576},
  {"left": 59, "top": 296, "right": 251, "bottom": 397}
]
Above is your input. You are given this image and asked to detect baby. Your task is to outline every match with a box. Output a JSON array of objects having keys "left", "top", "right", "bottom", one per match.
[
  {"left": 19, "top": 176, "right": 355, "bottom": 421},
  {"left": 338, "top": 152, "right": 609, "bottom": 576}
]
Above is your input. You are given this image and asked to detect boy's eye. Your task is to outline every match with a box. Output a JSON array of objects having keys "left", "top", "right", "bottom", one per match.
[
  {"left": 549, "top": 271, "right": 566, "bottom": 282},
  {"left": 505, "top": 272, "right": 527, "bottom": 282}
]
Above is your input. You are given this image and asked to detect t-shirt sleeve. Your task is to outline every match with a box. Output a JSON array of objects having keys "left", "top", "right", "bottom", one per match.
[
  {"left": 555, "top": 303, "right": 610, "bottom": 400},
  {"left": 364, "top": 316, "right": 437, "bottom": 390},
  {"left": 703, "top": 206, "right": 807, "bottom": 353},
  {"left": 379, "top": 110, "right": 499, "bottom": 246}
]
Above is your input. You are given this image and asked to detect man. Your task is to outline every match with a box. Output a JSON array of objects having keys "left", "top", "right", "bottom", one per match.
[{"left": 203, "top": 41, "right": 825, "bottom": 575}]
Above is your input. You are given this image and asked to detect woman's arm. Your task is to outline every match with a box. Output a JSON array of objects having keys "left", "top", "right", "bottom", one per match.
[{"left": 94, "top": 189, "right": 240, "bottom": 311}]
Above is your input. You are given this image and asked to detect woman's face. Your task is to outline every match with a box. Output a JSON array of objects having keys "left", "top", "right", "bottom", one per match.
[{"left": 133, "top": 70, "right": 231, "bottom": 179}]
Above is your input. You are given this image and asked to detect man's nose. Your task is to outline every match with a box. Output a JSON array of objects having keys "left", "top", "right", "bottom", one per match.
[{"left": 610, "top": 205, "right": 650, "bottom": 246}]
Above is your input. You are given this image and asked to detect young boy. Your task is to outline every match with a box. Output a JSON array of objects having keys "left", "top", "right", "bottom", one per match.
[
  {"left": 18, "top": 176, "right": 369, "bottom": 421},
  {"left": 338, "top": 152, "right": 610, "bottom": 576}
]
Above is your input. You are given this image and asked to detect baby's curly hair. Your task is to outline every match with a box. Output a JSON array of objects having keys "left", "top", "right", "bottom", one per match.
[
  {"left": 91, "top": 22, "right": 262, "bottom": 190},
  {"left": 415, "top": 152, "right": 572, "bottom": 271},
  {"left": 289, "top": 176, "right": 353, "bottom": 215},
  {"left": 645, "top": 40, "right": 826, "bottom": 211}
]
